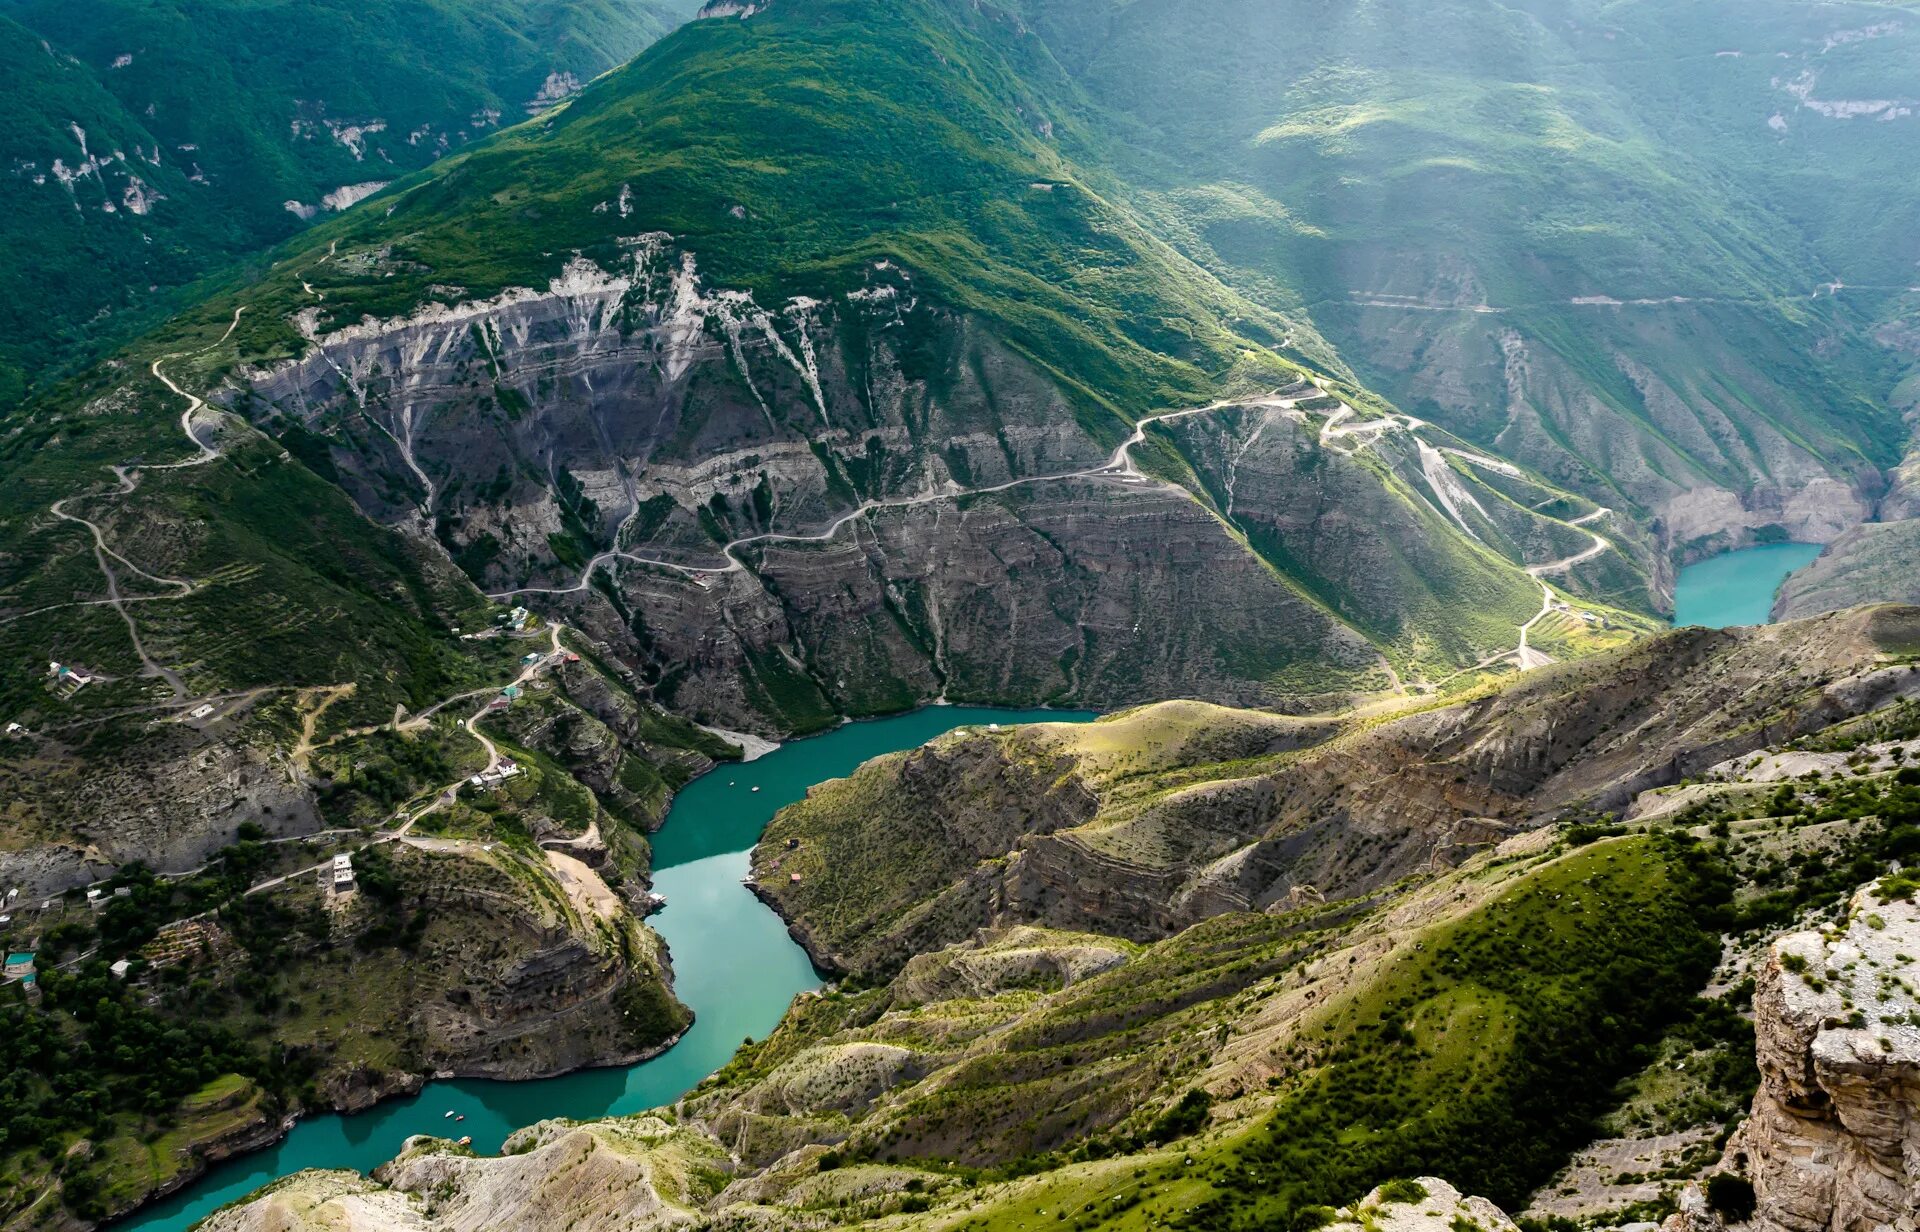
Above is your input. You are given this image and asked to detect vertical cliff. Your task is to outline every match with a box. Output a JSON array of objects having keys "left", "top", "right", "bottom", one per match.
[{"left": 1724, "top": 882, "right": 1920, "bottom": 1232}]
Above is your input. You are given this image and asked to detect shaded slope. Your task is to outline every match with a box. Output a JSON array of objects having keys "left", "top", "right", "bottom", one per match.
[{"left": 998, "top": 0, "right": 1908, "bottom": 558}]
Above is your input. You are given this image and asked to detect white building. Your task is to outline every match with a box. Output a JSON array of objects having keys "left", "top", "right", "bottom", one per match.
[
  {"left": 467, "top": 759, "right": 523, "bottom": 791},
  {"left": 332, "top": 853, "right": 355, "bottom": 890}
]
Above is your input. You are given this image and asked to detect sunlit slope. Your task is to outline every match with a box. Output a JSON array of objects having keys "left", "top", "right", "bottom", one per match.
[
  {"left": 1001, "top": 0, "right": 1908, "bottom": 550},
  {"left": 207, "top": 0, "right": 1305, "bottom": 423}
]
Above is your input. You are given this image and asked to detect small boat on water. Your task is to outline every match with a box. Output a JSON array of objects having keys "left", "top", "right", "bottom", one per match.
[
  {"left": 456, "top": 1115, "right": 465, "bottom": 1122},
  {"left": 443, "top": 1110, "right": 455, "bottom": 1118},
  {"left": 458, "top": 1136, "right": 473, "bottom": 1147},
  {"left": 751, "top": 785, "right": 760, "bottom": 792}
]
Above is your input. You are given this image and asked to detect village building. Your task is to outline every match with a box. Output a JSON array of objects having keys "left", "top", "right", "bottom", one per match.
[
  {"left": 332, "top": 853, "right": 355, "bottom": 890},
  {"left": 468, "top": 758, "right": 523, "bottom": 791},
  {"left": 46, "top": 661, "right": 96, "bottom": 698}
]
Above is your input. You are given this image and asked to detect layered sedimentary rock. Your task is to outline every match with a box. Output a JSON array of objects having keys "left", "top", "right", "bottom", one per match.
[
  {"left": 1725, "top": 884, "right": 1920, "bottom": 1232},
  {"left": 225, "top": 242, "right": 1617, "bottom": 734},
  {"left": 1775, "top": 520, "right": 1920, "bottom": 621},
  {"left": 1322, "top": 286, "right": 1884, "bottom": 564}
]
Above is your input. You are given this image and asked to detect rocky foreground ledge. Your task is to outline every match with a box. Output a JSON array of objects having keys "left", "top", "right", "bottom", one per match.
[
  {"left": 1722, "top": 882, "right": 1920, "bottom": 1232},
  {"left": 188, "top": 877, "right": 1920, "bottom": 1232}
]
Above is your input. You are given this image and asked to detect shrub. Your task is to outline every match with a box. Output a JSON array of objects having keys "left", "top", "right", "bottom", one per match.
[
  {"left": 1377, "top": 1179, "right": 1430, "bottom": 1204},
  {"left": 1146, "top": 1089, "right": 1212, "bottom": 1144}
]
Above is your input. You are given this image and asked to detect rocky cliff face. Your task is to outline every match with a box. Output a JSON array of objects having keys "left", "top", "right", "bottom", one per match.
[
  {"left": 1775, "top": 521, "right": 1920, "bottom": 621},
  {"left": 1724, "top": 882, "right": 1920, "bottom": 1232},
  {"left": 226, "top": 241, "right": 1628, "bottom": 735},
  {"left": 1333, "top": 300, "right": 1884, "bottom": 565},
  {"left": 245, "top": 841, "right": 690, "bottom": 1096},
  {"left": 0, "top": 716, "right": 321, "bottom": 897},
  {"left": 240, "top": 244, "right": 1109, "bottom": 580}
]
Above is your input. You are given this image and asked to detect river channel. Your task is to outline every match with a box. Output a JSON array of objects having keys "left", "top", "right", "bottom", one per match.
[{"left": 117, "top": 706, "right": 1095, "bottom": 1231}]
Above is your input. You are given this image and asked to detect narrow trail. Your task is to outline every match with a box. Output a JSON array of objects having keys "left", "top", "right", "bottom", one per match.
[
  {"left": 489, "top": 393, "right": 1310, "bottom": 601},
  {"left": 1515, "top": 584, "right": 1557, "bottom": 672},
  {"left": 489, "top": 380, "right": 1620, "bottom": 693},
  {"left": 1526, "top": 509, "right": 1613, "bottom": 578},
  {"left": 23, "top": 307, "right": 249, "bottom": 684},
  {"left": 291, "top": 684, "right": 358, "bottom": 771}
]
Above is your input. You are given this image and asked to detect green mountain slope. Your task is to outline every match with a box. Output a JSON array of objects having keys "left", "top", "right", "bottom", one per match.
[
  {"left": 999, "top": 0, "right": 1912, "bottom": 556},
  {"left": 0, "top": 0, "right": 694, "bottom": 393},
  {"left": 0, "top": 0, "right": 1642, "bottom": 763},
  {"left": 196, "top": 0, "right": 1300, "bottom": 415}
]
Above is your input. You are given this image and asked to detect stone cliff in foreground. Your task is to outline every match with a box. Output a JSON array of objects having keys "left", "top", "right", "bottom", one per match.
[{"left": 1727, "top": 884, "right": 1920, "bottom": 1232}]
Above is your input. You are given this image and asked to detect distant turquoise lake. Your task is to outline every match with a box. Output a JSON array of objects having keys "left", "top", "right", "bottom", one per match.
[
  {"left": 1672, "top": 542, "right": 1823, "bottom": 629},
  {"left": 116, "top": 706, "right": 1094, "bottom": 1232}
]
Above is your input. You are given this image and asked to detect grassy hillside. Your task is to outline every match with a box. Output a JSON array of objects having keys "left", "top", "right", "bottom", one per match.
[
  {"left": 171, "top": 0, "right": 1306, "bottom": 427},
  {"left": 754, "top": 607, "right": 1920, "bottom": 972},
  {"left": 87, "top": 607, "right": 1920, "bottom": 1231},
  {"left": 0, "top": 0, "right": 693, "bottom": 392}
]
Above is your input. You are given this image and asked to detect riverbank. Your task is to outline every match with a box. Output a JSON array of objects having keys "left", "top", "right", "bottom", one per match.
[{"left": 107, "top": 705, "right": 1095, "bottom": 1232}]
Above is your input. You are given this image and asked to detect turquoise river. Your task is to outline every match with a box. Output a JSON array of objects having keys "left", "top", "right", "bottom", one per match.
[
  {"left": 117, "top": 706, "right": 1095, "bottom": 1232},
  {"left": 1672, "top": 542, "right": 1824, "bottom": 629}
]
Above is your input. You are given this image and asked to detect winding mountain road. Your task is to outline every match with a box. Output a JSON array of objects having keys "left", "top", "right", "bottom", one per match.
[
  {"left": 487, "top": 379, "right": 1621, "bottom": 689},
  {"left": 489, "top": 393, "right": 1309, "bottom": 601}
]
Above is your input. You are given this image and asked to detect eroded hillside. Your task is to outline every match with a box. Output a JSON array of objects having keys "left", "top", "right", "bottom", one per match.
[{"left": 755, "top": 606, "right": 1920, "bottom": 973}]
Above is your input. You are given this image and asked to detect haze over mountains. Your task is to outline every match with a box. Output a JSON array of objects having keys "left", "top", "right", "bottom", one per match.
[{"left": 3, "top": 0, "right": 1920, "bottom": 1229}]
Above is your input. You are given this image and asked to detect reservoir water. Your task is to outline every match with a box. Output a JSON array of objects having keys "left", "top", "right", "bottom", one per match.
[
  {"left": 1672, "top": 542, "right": 1823, "bottom": 629},
  {"left": 117, "top": 705, "right": 1094, "bottom": 1232}
]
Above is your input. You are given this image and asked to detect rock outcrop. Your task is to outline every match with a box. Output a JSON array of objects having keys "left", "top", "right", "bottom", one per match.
[
  {"left": 1775, "top": 520, "right": 1920, "bottom": 621},
  {"left": 228, "top": 241, "right": 1623, "bottom": 735},
  {"left": 1725, "top": 881, "right": 1920, "bottom": 1232},
  {"left": 196, "top": 1118, "right": 729, "bottom": 1232},
  {"left": 1329, "top": 1179, "right": 1521, "bottom": 1232}
]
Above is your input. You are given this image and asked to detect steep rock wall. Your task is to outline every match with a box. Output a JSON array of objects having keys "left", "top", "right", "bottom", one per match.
[{"left": 1726, "top": 884, "right": 1920, "bottom": 1232}]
